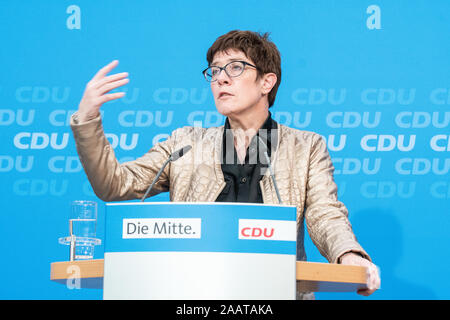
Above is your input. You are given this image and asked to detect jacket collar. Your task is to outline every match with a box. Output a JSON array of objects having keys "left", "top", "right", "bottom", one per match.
[
  {"left": 208, "top": 114, "right": 282, "bottom": 202},
  {"left": 221, "top": 111, "right": 278, "bottom": 165}
]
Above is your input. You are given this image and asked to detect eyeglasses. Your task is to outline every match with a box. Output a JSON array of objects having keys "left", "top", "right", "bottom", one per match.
[{"left": 202, "top": 60, "right": 258, "bottom": 82}]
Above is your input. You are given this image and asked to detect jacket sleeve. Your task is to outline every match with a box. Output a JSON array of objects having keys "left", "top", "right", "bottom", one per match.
[
  {"left": 71, "top": 115, "right": 173, "bottom": 202},
  {"left": 304, "top": 134, "right": 371, "bottom": 263}
]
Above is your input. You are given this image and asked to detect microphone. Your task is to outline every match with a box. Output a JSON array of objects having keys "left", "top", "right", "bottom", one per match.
[
  {"left": 170, "top": 145, "right": 192, "bottom": 161},
  {"left": 140, "top": 145, "right": 192, "bottom": 202},
  {"left": 257, "top": 135, "right": 283, "bottom": 204}
]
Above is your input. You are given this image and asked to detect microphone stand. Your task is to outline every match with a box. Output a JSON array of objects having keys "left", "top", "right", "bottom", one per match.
[
  {"left": 140, "top": 145, "right": 192, "bottom": 202},
  {"left": 140, "top": 157, "right": 171, "bottom": 202},
  {"left": 262, "top": 150, "right": 282, "bottom": 205},
  {"left": 257, "top": 135, "right": 283, "bottom": 205}
]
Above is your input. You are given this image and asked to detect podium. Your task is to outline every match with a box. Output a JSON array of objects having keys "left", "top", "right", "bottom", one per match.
[{"left": 51, "top": 202, "right": 368, "bottom": 299}]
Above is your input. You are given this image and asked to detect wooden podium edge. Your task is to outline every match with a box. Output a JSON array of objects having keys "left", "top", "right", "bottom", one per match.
[
  {"left": 296, "top": 261, "right": 367, "bottom": 292},
  {"left": 50, "top": 259, "right": 367, "bottom": 292},
  {"left": 50, "top": 259, "right": 104, "bottom": 280}
]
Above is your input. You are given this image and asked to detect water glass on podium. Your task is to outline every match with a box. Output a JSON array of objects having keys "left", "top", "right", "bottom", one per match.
[{"left": 59, "top": 200, "right": 101, "bottom": 260}]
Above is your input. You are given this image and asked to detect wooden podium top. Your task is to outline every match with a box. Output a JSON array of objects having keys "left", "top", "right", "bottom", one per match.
[{"left": 51, "top": 259, "right": 367, "bottom": 292}]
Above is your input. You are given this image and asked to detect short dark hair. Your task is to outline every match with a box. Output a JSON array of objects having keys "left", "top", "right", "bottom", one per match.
[{"left": 206, "top": 30, "right": 282, "bottom": 108}]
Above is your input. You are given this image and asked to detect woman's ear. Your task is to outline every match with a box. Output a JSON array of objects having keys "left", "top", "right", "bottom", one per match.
[{"left": 261, "top": 73, "right": 277, "bottom": 95}]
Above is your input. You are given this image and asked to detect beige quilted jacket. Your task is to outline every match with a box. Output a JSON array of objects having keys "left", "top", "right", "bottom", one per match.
[{"left": 71, "top": 115, "right": 369, "bottom": 265}]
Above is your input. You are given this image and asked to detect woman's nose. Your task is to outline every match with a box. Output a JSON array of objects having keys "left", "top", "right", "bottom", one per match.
[{"left": 216, "top": 69, "right": 231, "bottom": 85}]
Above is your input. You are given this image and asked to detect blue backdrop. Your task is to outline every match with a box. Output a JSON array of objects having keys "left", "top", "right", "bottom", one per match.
[{"left": 0, "top": 0, "right": 448, "bottom": 300}]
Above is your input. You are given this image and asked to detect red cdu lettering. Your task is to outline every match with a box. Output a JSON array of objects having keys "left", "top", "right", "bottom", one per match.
[
  {"left": 251, "top": 228, "right": 262, "bottom": 237},
  {"left": 263, "top": 228, "right": 274, "bottom": 238},
  {"left": 241, "top": 227, "right": 251, "bottom": 237},
  {"left": 240, "top": 227, "right": 275, "bottom": 238}
]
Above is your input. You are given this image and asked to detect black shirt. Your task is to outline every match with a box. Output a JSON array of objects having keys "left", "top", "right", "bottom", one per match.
[{"left": 215, "top": 112, "right": 278, "bottom": 203}]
